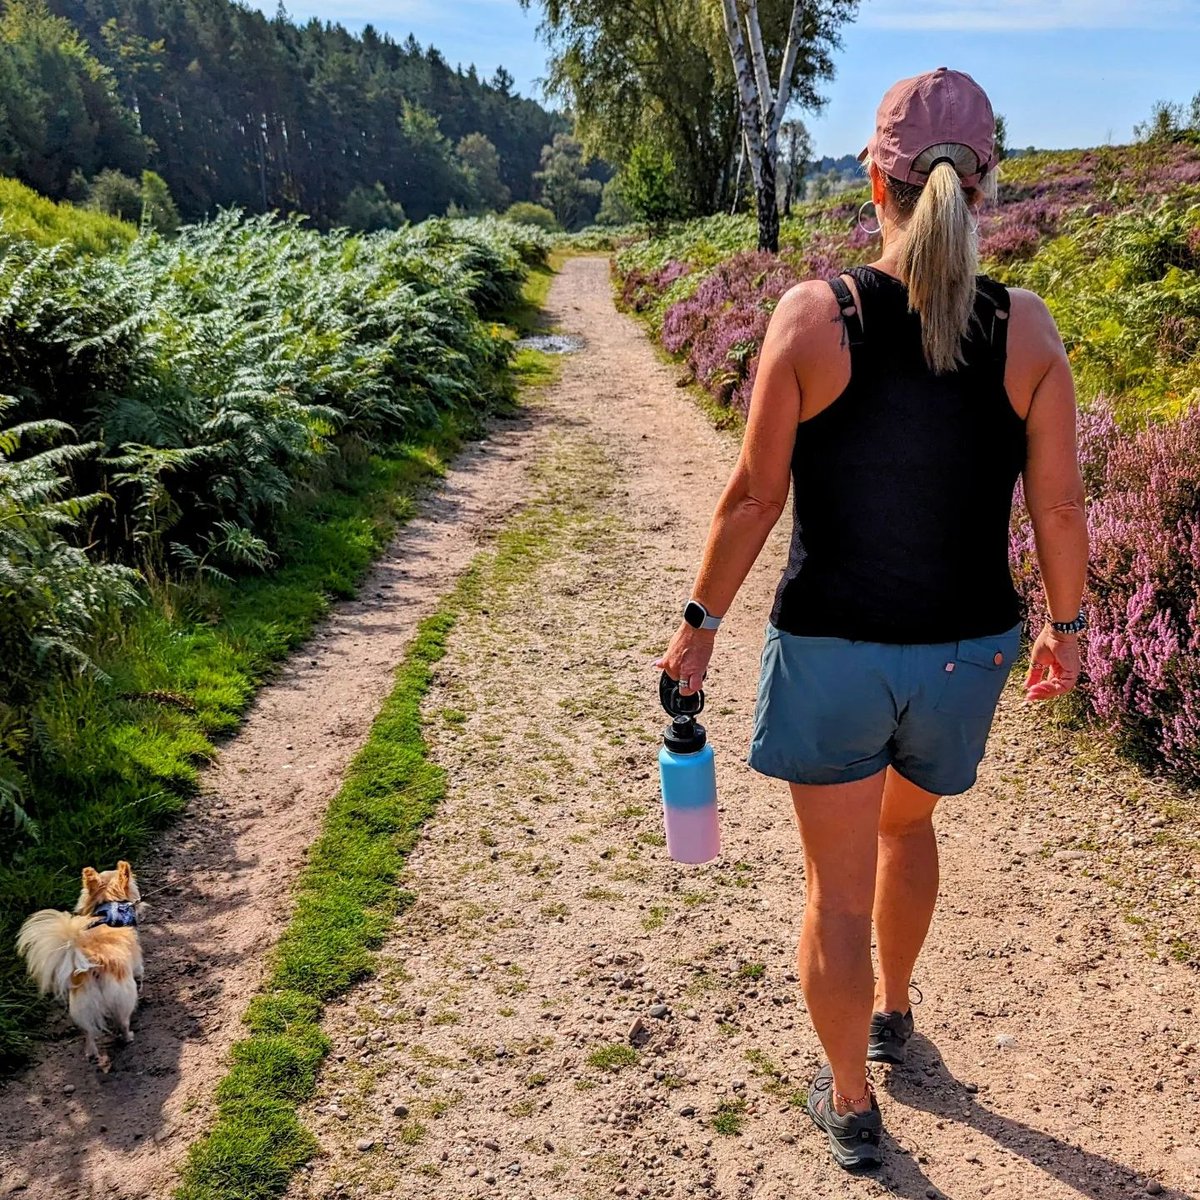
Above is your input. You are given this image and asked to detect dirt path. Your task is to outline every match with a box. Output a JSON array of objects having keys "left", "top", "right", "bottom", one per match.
[
  {"left": 0, "top": 408, "right": 549, "bottom": 1198},
  {"left": 288, "top": 257, "right": 1200, "bottom": 1200}
]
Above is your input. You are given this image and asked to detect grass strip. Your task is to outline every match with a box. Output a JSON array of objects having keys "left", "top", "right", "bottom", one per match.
[
  {"left": 176, "top": 418, "right": 567, "bottom": 1200},
  {"left": 175, "top": 599, "right": 457, "bottom": 1200}
]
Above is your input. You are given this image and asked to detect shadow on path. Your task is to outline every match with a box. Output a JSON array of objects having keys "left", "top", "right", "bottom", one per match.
[{"left": 875, "top": 1034, "right": 1193, "bottom": 1200}]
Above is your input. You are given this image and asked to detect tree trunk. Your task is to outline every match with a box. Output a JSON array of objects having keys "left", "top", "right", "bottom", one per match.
[
  {"left": 721, "top": 0, "right": 806, "bottom": 252},
  {"left": 756, "top": 148, "right": 778, "bottom": 252},
  {"left": 731, "top": 138, "right": 745, "bottom": 214}
]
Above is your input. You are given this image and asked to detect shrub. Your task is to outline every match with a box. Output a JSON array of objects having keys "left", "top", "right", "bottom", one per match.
[
  {"left": 620, "top": 143, "right": 685, "bottom": 227},
  {"left": 0, "top": 175, "right": 134, "bottom": 253},
  {"left": 660, "top": 252, "right": 800, "bottom": 412},
  {"left": 139, "top": 169, "right": 179, "bottom": 235},
  {"left": 0, "top": 403, "right": 140, "bottom": 832},
  {"left": 1011, "top": 400, "right": 1200, "bottom": 778},
  {"left": 86, "top": 168, "right": 143, "bottom": 223},
  {"left": 504, "top": 201, "right": 559, "bottom": 231},
  {"left": 339, "top": 182, "right": 406, "bottom": 232}
]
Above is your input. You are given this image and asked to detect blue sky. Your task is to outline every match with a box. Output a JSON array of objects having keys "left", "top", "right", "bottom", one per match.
[{"left": 261, "top": 0, "right": 1200, "bottom": 157}]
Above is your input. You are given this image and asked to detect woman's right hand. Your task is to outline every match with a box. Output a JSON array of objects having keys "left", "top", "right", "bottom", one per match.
[
  {"left": 1023, "top": 624, "right": 1081, "bottom": 702},
  {"left": 655, "top": 623, "right": 716, "bottom": 696}
]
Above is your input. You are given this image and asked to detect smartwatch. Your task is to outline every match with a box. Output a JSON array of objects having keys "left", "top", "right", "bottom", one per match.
[
  {"left": 683, "top": 600, "right": 722, "bottom": 631},
  {"left": 1049, "top": 611, "right": 1087, "bottom": 635}
]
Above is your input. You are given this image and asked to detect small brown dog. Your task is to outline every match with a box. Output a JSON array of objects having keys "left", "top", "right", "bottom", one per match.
[{"left": 17, "top": 861, "right": 144, "bottom": 1069}]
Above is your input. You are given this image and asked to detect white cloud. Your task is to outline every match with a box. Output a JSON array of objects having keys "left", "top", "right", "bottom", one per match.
[{"left": 859, "top": 0, "right": 1199, "bottom": 32}]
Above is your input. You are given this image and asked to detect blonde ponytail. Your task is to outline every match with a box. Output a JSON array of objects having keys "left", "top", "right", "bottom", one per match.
[{"left": 885, "top": 142, "right": 988, "bottom": 374}]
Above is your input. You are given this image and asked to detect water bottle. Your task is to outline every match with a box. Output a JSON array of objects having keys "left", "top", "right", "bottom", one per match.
[{"left": 657, "top": 672, "right": 720, "bottom": 864}]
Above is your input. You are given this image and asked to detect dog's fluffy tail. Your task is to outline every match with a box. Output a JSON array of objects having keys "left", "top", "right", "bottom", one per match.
[{"left": 17, "top": 910, "right": 94, "bottom": 1001}]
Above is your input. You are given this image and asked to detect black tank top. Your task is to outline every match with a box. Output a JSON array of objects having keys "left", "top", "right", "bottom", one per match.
[{"left": 769, "top": 265, "right": 1026, "bottom": 644}]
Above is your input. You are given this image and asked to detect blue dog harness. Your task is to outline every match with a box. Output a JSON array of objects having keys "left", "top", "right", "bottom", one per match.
[{"left": 90, "top": 901, "right": 138, "bottom": 929}]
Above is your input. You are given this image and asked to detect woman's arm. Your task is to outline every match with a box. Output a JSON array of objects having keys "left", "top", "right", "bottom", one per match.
[
  {"left": 1019, "top": 295, "right": 1089, "bottom": 702},
  {"left": 656, "top": 283, "right": 820, "bottom": 694}
]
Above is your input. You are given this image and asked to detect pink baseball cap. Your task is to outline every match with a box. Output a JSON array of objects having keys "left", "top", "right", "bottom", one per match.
[{"left": 859, "top": 67, "right": 995, "bottom": 189}]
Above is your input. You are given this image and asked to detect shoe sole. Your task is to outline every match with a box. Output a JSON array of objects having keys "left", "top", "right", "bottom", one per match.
[
  {"left": 806, "top": 1096, "right": 883, "bottom": 1172},
  {"left": 866, "top": 1043, "right": 907, "bottom": 1065}
]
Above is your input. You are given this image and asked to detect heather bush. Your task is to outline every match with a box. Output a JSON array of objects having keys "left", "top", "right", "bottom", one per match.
[
  {"left": 660, "top": 252, "right": 800, "bottom": 411},
  {"left": 1011, "top": 400, "right": 1200, "bottom": 778}
]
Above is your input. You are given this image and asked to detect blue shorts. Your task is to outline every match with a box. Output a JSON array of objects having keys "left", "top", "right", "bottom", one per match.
[{"left": 747, "top": 622, "right": 1023, "bottom": 796}]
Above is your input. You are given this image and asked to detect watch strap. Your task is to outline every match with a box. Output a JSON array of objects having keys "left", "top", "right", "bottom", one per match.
[
  {"left": 1049, "top": 612, "right": 1087, "bottom": 635},
  {"left": 684, "top": 599, "right": 722, "bottom": 631}
]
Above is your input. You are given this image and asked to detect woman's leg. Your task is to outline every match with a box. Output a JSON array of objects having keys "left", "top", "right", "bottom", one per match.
[
  {"left": 790, "top": 770, "right": 886, "bottom": 1113},
  {"left": 872, "top": 767, "right": 941, "bottom": 1014}
]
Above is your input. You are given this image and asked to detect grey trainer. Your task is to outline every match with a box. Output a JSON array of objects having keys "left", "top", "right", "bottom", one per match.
[
  {"left": 867, "top": 1008, "right": 914, "bottom": 1064},
  {"left": 806, "top": 1063, "right": 883, "bottom": 1171}
]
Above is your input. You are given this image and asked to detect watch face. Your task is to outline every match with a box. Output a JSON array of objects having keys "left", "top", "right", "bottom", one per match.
[{"left": 683, "top": 601, "right": 706, "bottom": 629}]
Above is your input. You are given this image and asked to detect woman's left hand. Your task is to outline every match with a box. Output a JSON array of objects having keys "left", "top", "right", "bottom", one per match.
[{"left": 655, "top": 623, "right": 716, "bottom": 696}]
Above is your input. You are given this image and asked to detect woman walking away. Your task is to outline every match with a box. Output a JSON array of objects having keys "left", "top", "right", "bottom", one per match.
[{"left": 656, "top": 68, "right": 1088, "bottom": 1171}]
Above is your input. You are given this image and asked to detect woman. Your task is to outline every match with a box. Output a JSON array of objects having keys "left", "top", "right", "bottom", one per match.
[{"left": 657, "top": 68, "right": 1088, "bottom": 1171}]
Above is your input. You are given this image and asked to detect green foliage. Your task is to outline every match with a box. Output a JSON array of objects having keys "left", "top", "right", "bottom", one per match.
[
  {"left": 595, "top": 177, "right": 635, "bottom": 227},
  {"left": 712, "top": 1098, "right": 746, "bottom": 1136},
  {"left": 0, "top": 174, "right": 134, "bottom": 252},
  {"left": 994, "top": 113, "right": 1009, "bottom": 161},
  {"left": 620, "top": 143, "right": 684, "bottom": 227},
  {"left": 0, "top": 0, "right": 146, "bottom": 197},
  {"left": 338, "top": 182, "right": 407, "bottom": 232},
  {"left": 0, "top": 212, "right": 540, "bottom": 1069},
  {"left": 1135, "top": 93, "right": 1200, "bottom": 145},
  {"left": 140, "top": 170, "right": 179, "bottom": 235},
  {"left": 456, "top": 132, "right": 511, "bottom": 213},
  {"left": 0, "top": 402, "right": 140, "bottom": 831},
  {"left": 1001, "top": 190, "right": 1200, "bottom": 417},
  {"left": 1, "top": 0, "right": 565, "bottom": 225},
  {"left": 522, "top": 0, "right": 854, "bottom": 215},
  {"left": 85, "top": 167, "right": 141, "bottom": 222},
  {"left": 505, "top": 201, "right": 560, "bottom": 231},
  {"left": 586, "top": 1042, "right": 638, "bottom": 1071},
  {"left": 535, "top": 134, "right": 602, "bottom": 231}
]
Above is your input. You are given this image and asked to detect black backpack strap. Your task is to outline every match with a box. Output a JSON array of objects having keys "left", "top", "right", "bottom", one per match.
[
  {"left": 975, "top": 275, "right": 1010, "bottom": 363},
  {"left": 827, "top": 273, "right": 864, "bottom": 348}
]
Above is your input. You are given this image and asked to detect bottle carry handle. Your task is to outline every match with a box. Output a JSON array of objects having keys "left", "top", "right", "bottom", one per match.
[{"left": 659, "top": 670, "right": 704, "bottom": 718}]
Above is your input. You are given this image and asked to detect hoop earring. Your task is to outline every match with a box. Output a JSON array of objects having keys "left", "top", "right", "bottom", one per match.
[{"left": 857, "top": 200, "right": 882, "bottom": 236}]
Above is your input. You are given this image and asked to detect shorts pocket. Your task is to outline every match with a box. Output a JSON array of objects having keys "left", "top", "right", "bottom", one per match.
[{"left": 932, "top": 630, "right": 1020, "bottom": 717}]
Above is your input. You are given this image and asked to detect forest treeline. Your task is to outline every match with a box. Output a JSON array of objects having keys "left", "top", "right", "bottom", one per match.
[{"left": 4, "top": 0, "right": 568, "bottom": 224}]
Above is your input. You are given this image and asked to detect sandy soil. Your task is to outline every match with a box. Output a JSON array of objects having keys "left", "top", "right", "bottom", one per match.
[
  {"left": 4, "top": 257, "right": 1199, "bottom": 1200},
  {"left": 288, "top": 257, "right": 1200, "bottom": 1200},
  {"left": 0, "top": 408, "right": 548, "bottom": 1198}
]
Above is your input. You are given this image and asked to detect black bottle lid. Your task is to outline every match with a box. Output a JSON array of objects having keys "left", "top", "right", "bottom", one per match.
[{"left": 663, "top": 714, "right": 707, "bottom": 754}]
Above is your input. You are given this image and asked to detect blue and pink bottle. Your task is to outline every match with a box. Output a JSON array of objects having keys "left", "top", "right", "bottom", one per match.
[{"left": 657, "top": 673, "right": 720, "bottom": 864}]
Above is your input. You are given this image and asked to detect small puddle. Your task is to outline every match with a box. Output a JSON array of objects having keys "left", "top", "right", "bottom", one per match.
[{"left": 515, "top": 333, "right": 585, "bottom": 354}]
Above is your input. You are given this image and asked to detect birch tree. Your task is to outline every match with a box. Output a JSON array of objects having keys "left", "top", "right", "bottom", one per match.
[{"left": 720, "top": 0, "right": 857, "bottom": 250}]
